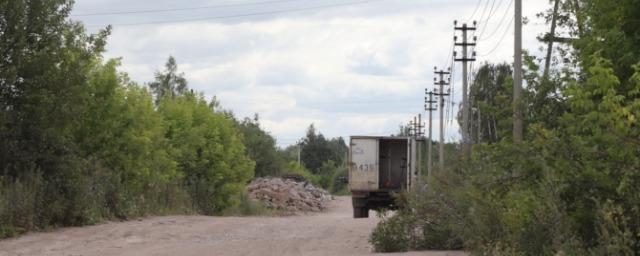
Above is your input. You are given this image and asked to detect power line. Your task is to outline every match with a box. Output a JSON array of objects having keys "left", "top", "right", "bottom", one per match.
[
  {"left": 478, "top": 16, "right": 514, "bottom": 57},
  {"left": 72, "top": 0, "right": 302, "bottom": 16},
  {"left": 222, "top": 98, "right": 421, "bottom": 106},
  {"left": 478, "top": 0, "right": 501, "bottom": 37},
  {"left": 442, "top": 30, "right": 455, "bottom": 69},
  {"left": 465, "top": 0, "right": 484, "bottom": 23},
  {"left": 89, "top": 0, "right": 383, "bottom": 27},
  {"left": 475, "top": 0, "right": 493, "bottom": 26},
  {"left": 479, "top": 0, "right": 513, "bottom": 40}
]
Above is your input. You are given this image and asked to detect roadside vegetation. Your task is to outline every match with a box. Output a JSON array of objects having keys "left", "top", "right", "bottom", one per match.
[
  {"left": 370, "top": 0, "right": 640, "bottom": 254},
  {"left": 0, "top": 0, "right": 347, "bottom": 238}
]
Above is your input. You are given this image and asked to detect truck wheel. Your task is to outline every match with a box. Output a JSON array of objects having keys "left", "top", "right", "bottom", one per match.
[
  {"left": 361, "top": 207, "right": 369, "bottom": 218},
  {"left": 353, "top": 207, "right": 363, "bottom": 218},
  {"left": 353, "top": 207, "right": 369, "bottom": 218}
]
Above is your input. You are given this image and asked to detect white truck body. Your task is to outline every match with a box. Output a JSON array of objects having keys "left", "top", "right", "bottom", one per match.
[{"left": 349, "top": 136, "right": 422, "bottom": 218}]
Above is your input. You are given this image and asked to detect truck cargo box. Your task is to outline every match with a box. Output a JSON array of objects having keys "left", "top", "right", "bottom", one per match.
[{"left": 349, "top": 136, "right": 422, "bottom": 218}]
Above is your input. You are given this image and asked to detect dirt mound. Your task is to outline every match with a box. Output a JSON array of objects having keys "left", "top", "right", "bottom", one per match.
[{"left": 247, "top": 177, "right": 333, "bottom": 212}]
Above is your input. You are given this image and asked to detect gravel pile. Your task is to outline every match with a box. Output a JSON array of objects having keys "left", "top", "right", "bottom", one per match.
[{"left": 247, "top": 177, "right": 332, "bottom": 212}]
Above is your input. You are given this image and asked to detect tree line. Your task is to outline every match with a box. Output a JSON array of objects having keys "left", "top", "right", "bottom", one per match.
[
  {"left": 0, "top": 0, "right": 347, "bottom": 238},
  {"left": 371, "top": 0, "right": 640, "bottom": 254}
]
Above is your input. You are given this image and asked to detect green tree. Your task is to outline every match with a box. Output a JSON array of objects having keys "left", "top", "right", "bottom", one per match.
[
  {"left": 466, "top": 63, "right": 513, "bottom": 143},
  {"left": 299, "top": 124, "right": 348, "bottom": 173},
  {"left": 236, "top": 114, "right": 284, "bottom": 177},
  {"left": 148, "top": 56, "right": 188, "bottom": 103},
  {"left": 158, "top": 93, "right": 254, "bottom": 214},
  {"left": 0, "top": 0, "right": 111, "bottom": 229}
]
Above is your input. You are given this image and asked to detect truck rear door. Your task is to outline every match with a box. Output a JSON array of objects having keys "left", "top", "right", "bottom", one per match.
[{"left": 349, "top": 138, "right": 379, "bottom": 191}]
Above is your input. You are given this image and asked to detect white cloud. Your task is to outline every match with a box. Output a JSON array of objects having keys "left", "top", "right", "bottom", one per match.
[{"left": 75, "top": 0, "right": 553, "bottom": 146}]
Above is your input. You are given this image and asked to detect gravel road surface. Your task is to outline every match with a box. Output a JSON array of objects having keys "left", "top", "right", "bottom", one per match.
[{"left": 0, "top": 196, "right": 465, "bottom": 256}]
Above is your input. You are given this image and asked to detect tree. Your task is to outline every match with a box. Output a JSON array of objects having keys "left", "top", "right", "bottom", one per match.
[
  {"left": 299, "top": 124, "right": 347, "bottom": 173},
  {"left": 0, "top": 0, "right": 113, "bottom": 229},
  {"left": 148, "top": 56, "right": 188, "bottom": 103},
  {"left": 463, "top": 63, "right": 513, "bottom": 143},
  {"left": 158, "top": 92, "right": 254, "bottom": 214},
  {"left": 236, "top": 114, "right": 284, "bottom": 177}
]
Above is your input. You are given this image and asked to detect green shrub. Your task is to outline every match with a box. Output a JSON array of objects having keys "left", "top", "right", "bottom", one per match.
[
  {"left": 369, "top": 211, "right": 414, "bottom": 252},
  {"left": 222, "top": 192, "right": 277, "bottom": 216},
  {"left": 281, "top": 161, "right": 321, "bottom": 186},
  {"left": 329, "top": 166, "right": 349, "bottom": 195}
]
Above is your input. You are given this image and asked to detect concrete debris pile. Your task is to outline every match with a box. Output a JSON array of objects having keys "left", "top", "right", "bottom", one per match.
[{"left": 247, "top": 177, "right": 332, "bottom": 212}]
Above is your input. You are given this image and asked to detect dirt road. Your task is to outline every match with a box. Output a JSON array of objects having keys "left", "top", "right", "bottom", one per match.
[{"left": 0, "top": 196, "right": 465, "bottom": 256}]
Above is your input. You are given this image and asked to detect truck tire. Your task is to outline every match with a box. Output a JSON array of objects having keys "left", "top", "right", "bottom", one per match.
[
  {"left": 361, "top": 207, "right": 369, "bottom": 218},
  {"left": 352, "top": 197, "right": 368, "bottom": 218},
  {"left": 353, "top": 207, "right": 369, "bottom": 218}
]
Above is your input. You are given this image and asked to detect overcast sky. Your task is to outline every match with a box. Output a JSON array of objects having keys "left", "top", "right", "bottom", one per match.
[{"left": 71, "top": 0, "right": 551, "bottom": 147}]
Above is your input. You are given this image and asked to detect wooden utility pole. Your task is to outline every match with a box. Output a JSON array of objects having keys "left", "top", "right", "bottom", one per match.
[
  {"left": 454, "top": 21, "right": 477, "bottom": 155},
  {"left": 434, "top": 67, "right": 450, "bottom": 171},
  {"left": 513, "top": 0, "right": 523, "bottom": 143},
  {"left": 425, "top": 90, "right": 437, "bottom": 177}
]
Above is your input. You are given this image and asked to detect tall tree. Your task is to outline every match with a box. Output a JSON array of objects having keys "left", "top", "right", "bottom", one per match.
[
  {"left": 463, "top": 63, "right": 513, "bottom": 143},
  {"left": 236, "top": 114, "right": 284, "bottom": 177},
  {"left": 0, "top": 0, "right": 108, "bottom": 177},
  {"left": 148, "top": 56, "right": 188, "bottom": 103},
  {"left": 299, "top": 124, "right": 348, "bottom": 173}
]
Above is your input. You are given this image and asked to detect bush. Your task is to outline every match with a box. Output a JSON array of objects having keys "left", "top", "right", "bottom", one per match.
[
  {"left": 281, "top": 161, "right": 321, "bottom": 186},
  {"left": 369, "top": 211, "right": 414, "bottom": 252},
  {"left": 222, "top": 192, "right": 272, "bottom": 216},
  {"left": 329, "top": 166, "right": 349, "bottom": 195}
]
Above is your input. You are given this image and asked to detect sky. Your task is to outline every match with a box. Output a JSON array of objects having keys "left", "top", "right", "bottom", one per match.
[{"left": 71, "top": 0, "right": 552, "bottom": 147}]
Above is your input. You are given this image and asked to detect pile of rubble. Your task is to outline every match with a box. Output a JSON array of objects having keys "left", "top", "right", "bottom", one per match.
[{"left": 247, "top": 177, "right": 332, "bottom": 212}]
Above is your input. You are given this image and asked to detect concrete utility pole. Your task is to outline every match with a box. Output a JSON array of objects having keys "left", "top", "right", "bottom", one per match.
[
  {"left": 425, "top": 90, "right": 437, "bottom": 178},
  {"left": 434, "top": 67, "right": 450, "bottom": 171},
  {"left": 513, "top": 0, "right": 523, "bottom": 143},
  {"left": 477, "top": 105, "right": 481, "bottom": 143},
  {"left": 413, "top": 116, "right": 420, "bottom": 138},
  {"left": 543, "top": 0, "right": 561, "bottom": 80},
  {"left": 409, "top": 119, "right": 415, "bottom": 137},
  {"left": 416, "top": 114, "right": 424, "bottom": 179},
  {"left": 454, "top": 21, "right": 477, "bottom": 156}
]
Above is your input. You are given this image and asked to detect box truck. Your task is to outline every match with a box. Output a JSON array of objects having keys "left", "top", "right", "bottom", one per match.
[{"left": 349, "top": 136, "right": 422, "bottom": 218}]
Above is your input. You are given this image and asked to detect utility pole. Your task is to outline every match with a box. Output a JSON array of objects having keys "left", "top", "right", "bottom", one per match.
[
  {"left": 413, "top": 116, "right": 420, "bottom": 138},
  {"left": 543, "top": 0, "right": 561, "bottom": 80},
  {"left": 477, "top": 105, "right": 481, "bottom": 143},
  {"left": 454, "top": 20, "right": 477, "bottom": 156},
  {"left": 434, "top": 67, "right": 450, "bottom": 171},
  {"left": 416, "top": 114, "right": 424, "bottom": 180},
  {"left": 408, "top": 119, "right": 415, "bottom": 137},
  {"left": 425, "top": 89, "right": 437, "bottom": 178},
  {"left": 513, "top": 0, "right": 523, "bottom": 143},
  {"left": 416, "top": 114, "right": 424, "bottom": 137}
]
